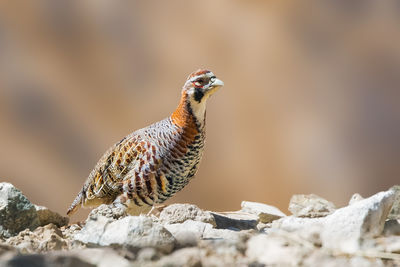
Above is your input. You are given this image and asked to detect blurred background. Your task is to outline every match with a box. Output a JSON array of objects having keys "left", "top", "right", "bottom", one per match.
[{"left": 0, "top": 0, "right": 399, "bottom": 221}]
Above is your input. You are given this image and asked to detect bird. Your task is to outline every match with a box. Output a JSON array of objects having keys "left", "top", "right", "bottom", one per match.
[{"left": 67, "top": 69, "right": 224, "bottom": 216}]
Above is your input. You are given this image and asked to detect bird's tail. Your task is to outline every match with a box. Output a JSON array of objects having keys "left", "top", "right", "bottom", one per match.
[{"left": 67, "top": 190, "right": 84, "bottom": 216}]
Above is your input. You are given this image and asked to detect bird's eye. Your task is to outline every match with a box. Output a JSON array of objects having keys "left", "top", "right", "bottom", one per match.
[{"left": 193, "top": 78, "right": 204, "bottom": 87}]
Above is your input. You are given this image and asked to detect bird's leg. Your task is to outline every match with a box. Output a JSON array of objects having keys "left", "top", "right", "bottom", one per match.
[{"left": 146, "top": 205, "right": 156, "bottom": 216}]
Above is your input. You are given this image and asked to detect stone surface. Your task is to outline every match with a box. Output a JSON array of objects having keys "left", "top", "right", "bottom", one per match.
[
  {"left": 0, "top": 182, "right": 40, "bottom": 238},
  {"left": 2, "top": 182, "right": 400, "bottom": 266},
  {"left": 159, "top": 204, "right": 216, "bottom": 227},
  {"left": 388, "top": 185, "right": 400, "bottom": 220},
  {"left": 241, "top": 201, "right": 286, "bottom": 223},
  {"left": 289, "top": 194, "right": 336, "bottom": 218},
  {"left": 383, "top": 219, "right": 400, "bottom": 236},
  {"left": 35, "top": 205, "right": 69, "bottom": 227},
  {"left": 271, "top": 216, "right": 324, "bottom": 232},
  {"left": 321, "top": 190, "right": 396, "bottom": 253},
  {"left": 211, "top": 211, "right": 258, "bottom": 230},
  {"left": 349, "top": 193, "right": 365, "bottom": 205},
  {"left": 75, "top": 215, "right": 176, "bottom": 253},
  {"left": 246, "top": 233, "right": 311, "bottom": 266},
  {"left": 6, "top": 223, "right": 68, "bottom": 253},
  {"left": 164, "top": 220, "right": 213, "bottom": 247},
  {"left": 88, "top": 204, "right": 128, "bottom": 221},
  {"left": 3, "top": 253, "right": 95, "bottom": 267},
  {"left": 71, "top": 248, "right": 131, "bottom": 267},
  {"left": 154, "top": 247, "right": 202, "bottom": 267}
]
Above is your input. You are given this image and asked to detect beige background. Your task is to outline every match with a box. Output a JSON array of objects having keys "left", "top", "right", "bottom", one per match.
[{"left": 0, "top": 1, "right": 399, "bottom": 221}]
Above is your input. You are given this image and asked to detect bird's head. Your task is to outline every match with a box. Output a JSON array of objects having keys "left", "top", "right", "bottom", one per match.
[{"left": 182, "top": 69, "right": 224, "bottom": 104}]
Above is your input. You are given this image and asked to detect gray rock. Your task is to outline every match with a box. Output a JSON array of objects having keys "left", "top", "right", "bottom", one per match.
[
  {"left": 75, "top": 215, "right": 175, "bottom": 253},
  {"left": 289, "top": 194, "right": 336, "bottom": 218},
  {"left": 389, "top": 185, "right": 400, "bottom": 220},
  {"left": 211, "top": 211, "right": 258, "bottom": 230},
  {"left": 3, "top": 253, "right": 95, "bottom": 267},
  {"left": 241, "top": 201, "right": 286, "bottom": 223},
  {"left": 383, "top": 219, "right": 400, "bottom": 236},
  {"left": 35, "top": 205, "right": 69, "bottom": 227},
  {"left": 321, "top": 189, "right": 396, "bottom": 253},
  {"left": 0, "top": 182, "right": 40, "bottom": 238},
  {"left": 159, "top": 204, "right": 216, "bottom": 227},
  {"left": 349, "top": 193, "right": 365, "bottom": 205}
]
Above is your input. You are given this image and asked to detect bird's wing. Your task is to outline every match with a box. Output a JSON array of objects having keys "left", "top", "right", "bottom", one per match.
[{"left": 67, "top": 133, "right": 151, "bottom": 215}]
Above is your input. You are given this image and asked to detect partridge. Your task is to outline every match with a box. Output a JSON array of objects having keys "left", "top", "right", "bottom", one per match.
[{"left": 67, "top": 69, "right": 224, "bottom": 216}]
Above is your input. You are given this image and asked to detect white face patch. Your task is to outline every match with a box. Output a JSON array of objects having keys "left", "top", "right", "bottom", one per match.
[{"left": 182, "top": 70, "right": 223, "bottom": 123}]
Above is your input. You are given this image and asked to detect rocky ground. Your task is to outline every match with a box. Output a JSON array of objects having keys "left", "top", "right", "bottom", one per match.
[{"left": 0, "top": 182, "right": 399, "bottom": 267}]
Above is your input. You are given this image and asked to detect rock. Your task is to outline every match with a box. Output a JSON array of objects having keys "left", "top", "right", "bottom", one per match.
[
  {"left": 211, "top": 211, "right": 258, "bottom": 230},
  {"left": 246, "top": 233, "right": 311, "bottom": 266},
  {"left": 289, "top": 194, "right": 336, "bottom": 218},
  {"left": 136, "top": 247, "right": 161, "bottom": 262},
  {"left": 71, "top": 248, "right": 131, "bottom": 267},
  {"left": 74, "top": 214, "right": 112, "bottom": 245},
  {"left": 241, "top": 201, "right": 286, "bottom": 223},
  {"left": 321, "top": 189, "right": 396, "bottom": 253},
  {"left": 6, "top": 223, "right": 68, "bottom": 253},
  {"left": 0, "top": 182, "right": 40, "bottom": 238},
  {"left": 88, "top": 204, "right": 128, "bottom": 221},
  {"left": 202, "top": 228, "right": 241, "bottom": 240},
  {"left": 155, "top": 247, "right": 202, "bottom": 267},
  {"left": 164, "top": 220, "right": 213, "bottom": 247},
  {"left": 271, "top": 216, "right": 323, "bottom": 232},
  {"left": 35, "top": 205, "right": 69, "bottom": 227},
  {"left": 303, "top": 250, "right": 385, "bottom": 267},
  {"left": 75, "top": 215, "right": 176, "bottom": 253},
  {"left": 388, "top": 185, "right": 400, "bottom": 220},
  {"left": 349, "top": 193, "right": 364, "bottom": 205},
  {"left": 3, "top": 253, "right": 95, "bottom": 267},
  {"left": 383, "top": 219, "right": 400, "bottom": 236},
  {"left": 159, "top": 204, "right": 216, "bottom": 227}
]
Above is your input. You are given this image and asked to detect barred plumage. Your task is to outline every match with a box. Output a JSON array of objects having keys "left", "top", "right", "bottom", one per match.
[{"left": 67, "top": 69, "right": 223, "bottom": 216}]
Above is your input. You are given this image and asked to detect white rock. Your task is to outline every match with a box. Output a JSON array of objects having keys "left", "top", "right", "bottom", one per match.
[
  {"left": 271, "top": 216, "right": 324, "bottom": 232},
  {"left": 321, "top": 190, "right": 396, "bottom": 253},
  {"left": 164, "top": 220, "right": 213, "bottom": 247},
  {"left": 75, "top": 215, "right": 176, "bottom": 253},
  {"left": 246, "top": 233, "right": 310, "bottom": 266},
  {"left": 71, "top": 248, "right": 131, "bottom": 267},
  {"left": 159, "top": 204, "right": 216, "bottom": 227},
  {"left": 74, "top": 215, "right": 111, "bottom": 245},
  {"left": 241, "top": 201, "right": 286, "bottom": 223},
  {"left": 155, "top": 247, "right": 202, "bottom": 267},
  {"left": 289, "top": 194, "right": 336, "bottom": 218},
  {"left": 202, "top": 228, "right": 241, "bottom": 240},
  {"left": 348, "top": 193, "right": 364, "bottom": 205}
]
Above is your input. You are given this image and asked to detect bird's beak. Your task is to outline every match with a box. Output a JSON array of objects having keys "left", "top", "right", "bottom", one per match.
[{"left": 211, "top": 78, "right": 224, "bottom": 88}]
